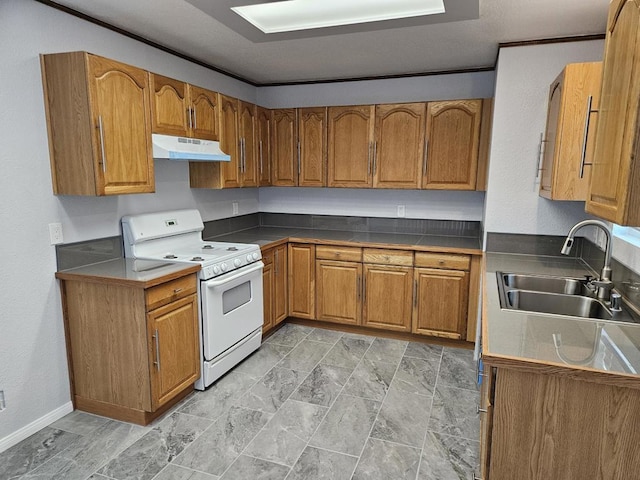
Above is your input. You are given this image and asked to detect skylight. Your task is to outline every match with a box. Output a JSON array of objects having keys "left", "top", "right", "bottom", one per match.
[{"left": 231, "top": 0, "right": 446, "bottom": 34}]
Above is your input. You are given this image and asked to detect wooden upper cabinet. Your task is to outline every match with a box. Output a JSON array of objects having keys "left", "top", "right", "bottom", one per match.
[
  {"left": 423, "top": 99, "right": 482, "bottom": 190},
  {"left": 257, "top": 106, "right": 272, "bottom": 186},
  {"left": 220, "top": 95, "right": 241, "bottom": 188},
  {"left": 41, "top": 52, "right": 154, "bottom": 196},
  {"left": 374, "top": 103, "right": 426, "bottom": 189},
  {"left": 239, "top": 101, "right": 258, "bottom": 187},
  {"left": 298, "top": 107, "right": 327, "bottom": 187},
  {"left": 271, "top": 109, "right": 298, "bottom": 186},
  {"left": 328, "top": 105, "right": 376, "bottom": 188},
  {"left": 539, "top": 62, "right": 602, "bottom": 201},
  {"left": 150, "top": 74, "right": 220, "bottom": 141},
  {"left": 586, "top": 0, "right": 640, "bottom": 225}
]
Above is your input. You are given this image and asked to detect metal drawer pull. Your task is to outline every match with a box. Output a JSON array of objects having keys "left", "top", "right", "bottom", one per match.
[
  {"left": 153, "top": 329, "right": 161, "bottom": 370},
  {"left": 187, "top": 108, "right": 192, "bottom": 129},
  {"left": 97, "top": 115, "right": 106, "bottom": 173},
  {"left": 193, "top": 106, "right": 197, "bottom": 130},
  {"left": 173, "top": 288, "right": 183, "bottom": 294},
  {"left": 579, "top": 95, "right": 598, "bottom": 179},
  {"left": 471, "top": 473, "right": 482, "bottom": 480},
  {"left": 476, "top": 405, "right": 487, "bottom": 414}
]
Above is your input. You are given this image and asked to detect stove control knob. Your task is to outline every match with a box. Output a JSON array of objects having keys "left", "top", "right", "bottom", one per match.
[
  {"left": 220, "top": 263, "right": 228, "bottom": 272},
  {"left": 234, "top": 258, "right": 242, "bottom": 268},
  {"left": 246, "top": 254, "right": 253, "bottom": 262},
  {"left": 213, "top": 265, "right": 220, "bottom": 275},
  {"left": 252, "top": 252, "right": 260, "bottom": 261}
]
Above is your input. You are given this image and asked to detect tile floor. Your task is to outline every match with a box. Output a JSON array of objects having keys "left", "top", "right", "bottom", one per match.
[{"left": 0, "top": 323, "right": 480, "bottom": 480}]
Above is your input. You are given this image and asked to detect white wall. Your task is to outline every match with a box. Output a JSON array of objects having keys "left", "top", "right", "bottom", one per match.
[
  {"left": 483, "top": 40, "right": 605, "bottom": 240},
  {"left": 0, "top": 0, "right": 258, "bottom": 449},
  {"left": 259, "top": 188, "right": 485, "bottom": 221}
]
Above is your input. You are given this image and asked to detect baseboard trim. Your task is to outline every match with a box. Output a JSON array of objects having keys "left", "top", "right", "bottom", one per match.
[{"left": 0, "top": 402, "right": 74, "bottom": 453}]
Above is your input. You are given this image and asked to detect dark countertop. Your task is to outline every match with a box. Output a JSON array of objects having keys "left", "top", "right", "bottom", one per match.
[
  {"left": 55, "top": 258, "right": 200, "bottom": 288},
  {"left": 483, "top": 253, "right": 640, "bottom": 382},
  {"left": 207, "top": 226, "right": 482, "bottom": 253}
]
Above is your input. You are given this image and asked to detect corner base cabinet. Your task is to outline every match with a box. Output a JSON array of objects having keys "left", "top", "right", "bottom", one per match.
[{"left": 57, "top": 270, "right": 200, "bottom": 425}]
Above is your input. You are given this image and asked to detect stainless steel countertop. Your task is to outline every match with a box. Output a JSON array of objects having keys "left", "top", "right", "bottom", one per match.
[{"left": 484, "top": 253, "right": 640, "bottom": 378}]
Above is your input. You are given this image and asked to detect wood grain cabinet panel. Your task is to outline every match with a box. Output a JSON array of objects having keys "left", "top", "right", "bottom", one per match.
[
  {"left": 262, "top": 251, "right": 274, "bottom": 333},
  {"left": 586, "top": 0, "right": 640, "bottom": 225},
  {"left": 41, "top": 51, "right": 154, "bottom": 196},
  {"left": 288, "top": 243, "right": 315, "bottom": 319},
  {"left": 423, "top": 99, "right": 482, "bottom": 190},
  {"left": 272, "top": 109, "right": 298, "bottom": 186},
  {"left": 327, "top": 105, "right": 375, "bottom": 188},
  {"left": 219, "top": 95, "right": 241, "bottom": 188},
  {"left": 539, "top": 62, "right": 602, "bottom": 201},
  {"left": 362, "top": 264, "right": 413, "bottom": 332},
  {"left": 189, "top": 85, "right": 221, "bottom": 141},
  {"left": 262, "top": 244, "right": 288, "bottom": 333},
  {"left": 298, "top": 107, "right": 327, "bottom": 186},
  {"left": 316, "top": 260, "right": 362, "bottom": 325},
  {"left": 257, "top": 106, "right": 272, "bottom": 186},
  {"left": 373, "top": 103, "right": 426, "bottom": 189}
]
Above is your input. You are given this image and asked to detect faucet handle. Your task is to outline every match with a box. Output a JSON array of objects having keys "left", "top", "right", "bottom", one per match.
[
  {"left": 611, "top": 292, "right": 622, "bottom": 312},
  {"left": 584, "top": 274, "right": 593, "bottom": 283}
]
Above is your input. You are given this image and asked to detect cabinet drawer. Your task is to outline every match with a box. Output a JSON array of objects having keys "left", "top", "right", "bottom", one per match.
[
  {"left": 363, "top": 248, "right": 413, "bottom": 266},
  {"left": 146, "top": 274, "right": 197, "bottom": 311},
  {"left": 261, "top": 248, "right": 274, "bottom": 265},
  {"left": 316, "top": 245, "right": 362, "bottom": 262},
  {"left": 414, "top": 252, "right": 470, "bottom": 270}
]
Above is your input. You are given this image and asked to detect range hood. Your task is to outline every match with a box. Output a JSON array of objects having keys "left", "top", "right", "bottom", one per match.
[{"left": 152, "top": 134, "right": 231, "bottom": 161}]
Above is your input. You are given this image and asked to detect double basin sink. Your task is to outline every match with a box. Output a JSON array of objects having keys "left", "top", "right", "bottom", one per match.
[{"left": 497, "top": 272, "right": 639, "bottom": 323}]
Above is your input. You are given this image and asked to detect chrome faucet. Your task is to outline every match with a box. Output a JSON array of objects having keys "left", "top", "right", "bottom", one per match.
[{"left": 561, "top": 219, "right": 613, "bottom": 300}]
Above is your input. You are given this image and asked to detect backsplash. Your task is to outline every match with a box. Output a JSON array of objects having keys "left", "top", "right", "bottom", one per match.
[{"left": 55, "top": 236, "right": 123, "bottom": 271}]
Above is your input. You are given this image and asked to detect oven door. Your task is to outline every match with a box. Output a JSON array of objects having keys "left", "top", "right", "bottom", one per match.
[{"left": 200, "top": 261, "right": 264, "bottom": 361}]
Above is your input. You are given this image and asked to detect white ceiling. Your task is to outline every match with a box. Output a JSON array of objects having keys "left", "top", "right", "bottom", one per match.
[{"left": 45, "top": 0, "right": 609, "bottom": 85}]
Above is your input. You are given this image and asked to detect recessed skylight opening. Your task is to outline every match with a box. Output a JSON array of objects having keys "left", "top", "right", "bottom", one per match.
[{"left": 231, "top": 0, "right": 446, "bottom": 34}]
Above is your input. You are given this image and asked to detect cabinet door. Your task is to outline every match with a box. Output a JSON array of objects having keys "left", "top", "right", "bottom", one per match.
[
  {"left": 540, "top": 63, "right": 602, "bottom": 201},
  {"left": 298, "top": 107, "right": 327, "bottom": 186},
  {"left": 479, "top": 364, "right": 496, "bottom": 479},
  {"left": 149, "top": 74, "right": 189, "bottom": 137},
  {"left": 147, "top": 295, "right": 200, "bottom": 410},
  {"left": 423, "top": 100, "right": 482, "bottom": 190},
  {"left": 362, "top": 264, "right": 413, "bottom": 332},
  {"left": 88, "top": 55, "right": 154, "bottom": 195},
  {"left": 413, "top": 267, "right": 469, "bottom": 339},
  {"left": 257, "top": 106, "right": 272, "bottom": 186},
  {"left": 239, "top": 101, "right": 258, "bottom": 187},
  {"left": 316, "top": 260, "right": 362, "bottom": 325},
  {"left": 274, "top": 244, "right": 288, "bottom": 324},
  {"left": 288, "top": 243, "right": 315, "bottom": 319},
  {"left": 586, "top": 0, "right": 640, "bottom": 225},
  {"left": 189, "top": 85, "right": 220, "bottom": 141},
  {"left": 327, "top": 105, "right": 375, "bottom": 188},
  {"left": 262, "top": 250, "right": 274, "bottom": 333},
  {"left": 374, "top": 103, "right": 426, "bottom": 189},
  {"left": 220, "top": 95, "right": 241, "bottom": 188},
  {"left": 271, "top": 109, "right": 298, "bottom": 186}
]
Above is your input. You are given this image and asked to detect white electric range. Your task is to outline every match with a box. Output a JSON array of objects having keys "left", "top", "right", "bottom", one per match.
[{"left": 121, "top": 209, "right": 264, "bottom": 390}]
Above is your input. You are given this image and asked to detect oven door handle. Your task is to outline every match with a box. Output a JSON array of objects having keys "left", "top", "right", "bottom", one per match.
[{"left": 204, "top": 261, "right": 264, "bottom": 287}]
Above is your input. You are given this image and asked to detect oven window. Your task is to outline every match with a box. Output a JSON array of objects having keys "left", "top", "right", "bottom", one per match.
[{"left": 222, "top": 281, "right": 252, "bottom": 314}]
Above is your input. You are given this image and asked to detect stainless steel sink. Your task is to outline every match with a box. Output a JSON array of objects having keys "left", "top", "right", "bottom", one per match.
[
  {"left": 502, "top": 273, "right": 590, "bottom": 296},
  {"left": 495, "top": 272, "right": 640, "bottom": 323},
  {"left": 505, "top": 290, "right": 612, "bottom": 319}
]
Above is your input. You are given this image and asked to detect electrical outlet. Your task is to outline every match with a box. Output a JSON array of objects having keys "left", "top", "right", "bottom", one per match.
[
  {"left": 0, "top": 390, "right": 6, "bottom": 412},
  {"left": 397, "top": 205, "right": 406, "bottom": 217},
  {"left": 232, "top": 202, "right": 239, "bottom": 215},
  {"left": 48, "top": 223, "right": 64, "bottom": 245}
]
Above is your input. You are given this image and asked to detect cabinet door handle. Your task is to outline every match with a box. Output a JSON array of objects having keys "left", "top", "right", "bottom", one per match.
[
  {"left": 413, "top": 279, "right": 418, "bottom": 308},
  {"left": 153, "top": 328, "right": 161, "bottom": 371},
  {"left": 367, "top": 141, "right": 372, "bottom": 177},
  {"left": 423, "top": 138, "right": 429, "bottom": 177},
  {"left": 192, "top": 106, "right": 197, "bottom": 130},
  {"left": 259, "top": 140, "right": 264, "bottom": 175},
  {"left": 297, "top": 140, "right": 301, "bottom": 177},
  {"left": 362, "top": 274, "right": 366, "bottom": 302},
  {"left": 97, "top": 115, "right": 107, "bottom": 174},
  {"left": 579, "top": 95, "right": 597, "bottom": 179},
  {"left": 372, "top": 141, "right": 378, "bottom": 176},
  {"left": 275, "top": 249, "right": 279, "bottom": 276},
  {"left": 476, "top": 405, "right": 488, "bottom": 414},
  {"left": 173, "top": 288, "right": 183, "bottom": 294},
  {"left": 357, "top": 275, "right": 361, "bottom": 301},
  {"left": 187, "top": 107, "right": 193, "bottom": 130}
]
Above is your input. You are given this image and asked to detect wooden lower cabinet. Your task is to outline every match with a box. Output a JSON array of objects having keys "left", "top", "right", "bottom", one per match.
[
  {"left": 480, "top": 365, "right": 640, "bottom": 479},
  {"left": 262, "top": 244, "right": 288, "bottom": 333},
  {"left": 412, "top": 267, "right": 469, "bottom": 339},
  {"left": 362, "top": 264, "right": 413, "bottom": 332},
  {"left": 58, "top": 272, "right": 200, "bottom": 425},
  {"left": 316, "top": 259, "right": 362, "bottom": 325},
  {"left": 288, "top": 243, "right": 315, "bottom": 319},
  {"left": 262, "top": 250, "right": 275, "bottom": 332}
]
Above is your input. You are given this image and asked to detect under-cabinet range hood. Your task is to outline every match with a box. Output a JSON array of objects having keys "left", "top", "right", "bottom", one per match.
[{"left": 152, "top": 134, "right": 231, "bottom": 161}]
